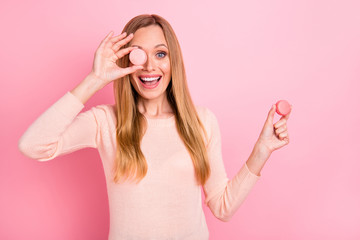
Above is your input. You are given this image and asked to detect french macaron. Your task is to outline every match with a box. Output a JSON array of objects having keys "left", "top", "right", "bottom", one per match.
[
  {"left": 275, "top": 100, "right": 291, "bottom": 116},
  {"left": 129, "top": 48, "right": 147, "bottom": 65}
]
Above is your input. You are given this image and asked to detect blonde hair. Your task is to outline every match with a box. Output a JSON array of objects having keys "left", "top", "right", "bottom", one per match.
[{"left": 113, "top": 14, "right": 210, "bottom": 186}]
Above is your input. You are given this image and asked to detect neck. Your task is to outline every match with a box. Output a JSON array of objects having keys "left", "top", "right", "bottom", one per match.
[{"left": 137, "top": 94, "right": 174, "bottom": 118}]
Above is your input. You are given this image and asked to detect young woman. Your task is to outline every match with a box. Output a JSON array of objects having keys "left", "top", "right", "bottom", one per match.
[{"left": 18, "top": 14, "right": 292, "bottom": 240}]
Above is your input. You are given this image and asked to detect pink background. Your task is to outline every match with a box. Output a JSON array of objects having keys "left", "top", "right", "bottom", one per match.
[{"left": 1, "top": 0, "right": 360, "bottom": 239}]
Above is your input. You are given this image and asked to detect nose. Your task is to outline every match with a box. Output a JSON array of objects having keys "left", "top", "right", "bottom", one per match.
[{"left": 143, "top": 54, "right": 155, "bottom": 71}]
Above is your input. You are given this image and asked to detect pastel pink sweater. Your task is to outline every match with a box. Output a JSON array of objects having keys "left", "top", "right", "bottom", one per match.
[{"left": 18, "top": 91, "right": 261, "bottom": 240}]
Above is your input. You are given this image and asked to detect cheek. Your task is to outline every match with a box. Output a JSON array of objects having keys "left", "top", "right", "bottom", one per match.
[{"left": 159, "top": 61, "right": 171, "bottom": 75}]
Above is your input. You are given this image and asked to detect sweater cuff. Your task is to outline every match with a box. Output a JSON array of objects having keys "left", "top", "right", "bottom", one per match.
[
  {"left": 52, "top": 91, "right": 85, "bottom": 120},
  {"left": 232, "top": 162, "right": 261, "bottom": 190},
  {"left": 245, "top": 162, "right": 261, "bottom": 178}
]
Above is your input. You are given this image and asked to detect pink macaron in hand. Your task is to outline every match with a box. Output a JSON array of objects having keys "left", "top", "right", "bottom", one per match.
[
  {"left": 129, "top": 48, "right": 147, "bottom": 65},
  {"left": 275, "top": 100, "right": 291, "bottom": 116}
]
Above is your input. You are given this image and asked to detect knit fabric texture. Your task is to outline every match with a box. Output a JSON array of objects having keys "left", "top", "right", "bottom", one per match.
[{"left": 18, "top": 91, "right": 261, "bottom": 240}]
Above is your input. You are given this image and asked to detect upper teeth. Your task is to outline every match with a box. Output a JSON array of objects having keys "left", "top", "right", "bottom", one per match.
[{"left": 140, "top": 77, "right": 161, "bottom": 81}]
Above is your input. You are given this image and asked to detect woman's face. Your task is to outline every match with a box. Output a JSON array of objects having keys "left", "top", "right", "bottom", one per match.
[{"left": 129, "top": 25, "right": 171, "bottom": 101}]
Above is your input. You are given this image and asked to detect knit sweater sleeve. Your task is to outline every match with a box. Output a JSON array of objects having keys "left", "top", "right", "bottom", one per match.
[
  {"left": 202, "top": 107, "right": 261, "bottom": 222},
  {"left": 18, "top": 91, "right": 99, "bottom": 161}
]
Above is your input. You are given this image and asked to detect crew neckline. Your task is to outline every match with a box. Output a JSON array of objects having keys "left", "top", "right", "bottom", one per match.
[
  {"left": 109, "top": 104, "right": 176, "bottom": 126},
  {"left": 144, "top": 114, "right": 175, "bottom": 120},
  {"left": 144, "top": 114, "right": 176, "bottom": 127}
]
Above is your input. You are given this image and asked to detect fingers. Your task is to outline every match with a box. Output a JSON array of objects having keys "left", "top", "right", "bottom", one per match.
[
  {"left": 115, "top": 46, "right": 138, "bottom": 60},
  {"left": 274, "top": 105, "right": 292, "bottom": 128},
  {"left": 272, "top": 105, "right": 292, "bottom": 142},
  {"left": 266, "top": 104, "right": 276, "bottom": 125},
  {"left": 274, "top": 124, "right": 289, "bottom": 141},
  {"left": 275, "top": 124, "right": 287, "bottom": 136},
  {"left": 99, "top": 31, "right": 114, "bottom": 48},
  {"left": 274, "top": 119, "right": 286, "bottom": 128},
  {"left": 98, "top": 31, "right": 133, "bottom": 54},
  {"left": 274, "top": 119, "right": 290, "bottom": 141},
  {"left": 278, "top": 132, "right": 289, "bottom": 141},
  {"left": 112, "top": 33, "right": 134, "bottom": 52},
  {"left": 120, "top": 65, "right": 144, "bottom": 76},
  {"left": 109, "top": 32, "right": 127, "bottom": 43}
]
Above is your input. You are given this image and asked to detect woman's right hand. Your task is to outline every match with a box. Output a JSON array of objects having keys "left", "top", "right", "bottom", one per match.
[{"left": 90, "top": 31, "right": 143, "bottom": 87}]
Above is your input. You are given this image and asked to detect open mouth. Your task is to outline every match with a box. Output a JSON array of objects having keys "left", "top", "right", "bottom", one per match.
[{"left": 138, "top": 76, "right": 162, "bottom": 88}]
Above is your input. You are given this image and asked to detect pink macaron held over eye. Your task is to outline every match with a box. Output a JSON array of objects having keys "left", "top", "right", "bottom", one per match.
[
  {"left": 129, "top": 48, "right": 147, "bottom": 65},
  {"left": 275, "top": 100, "right": 291, "bottom": 116}
]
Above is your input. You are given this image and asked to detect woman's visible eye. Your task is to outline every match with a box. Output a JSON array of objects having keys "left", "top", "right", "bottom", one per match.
[{"left": 156, "top": 51, "right": 167, "bottom": 58}]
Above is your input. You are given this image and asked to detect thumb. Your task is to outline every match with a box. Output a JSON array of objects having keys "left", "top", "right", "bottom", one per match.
[
  {"left": 266, "top": 104, "right": 276, "bottom": 125},
  {"left": 119, "top": 65, "right": 143, "bottom": 76}
]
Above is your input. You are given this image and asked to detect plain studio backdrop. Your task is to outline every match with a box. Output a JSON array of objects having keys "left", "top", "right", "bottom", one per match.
[{"left": 1, "top": 0, "right": 359, "bottom": 239}]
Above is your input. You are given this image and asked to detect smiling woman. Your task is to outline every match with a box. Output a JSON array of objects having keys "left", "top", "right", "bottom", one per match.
[
  {"left": 128, "top": 25, "right": 172, "bottom": 103},
  {"left": 113, "top": 16, "right": 213, "bottom": 188},
  {"left": 130, "top": 43, "right": 167, "bottom": 88},
  {"left": 18, "top": 13, "right": 263, "bottom": 240},
  {"left": 109, "top": 15, "right": 261, "bottom": 239}
]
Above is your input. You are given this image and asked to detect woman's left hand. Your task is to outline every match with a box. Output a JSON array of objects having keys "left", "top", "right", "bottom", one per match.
[{"left": 255, "top": 104, "right": 292, "bottom": 158}]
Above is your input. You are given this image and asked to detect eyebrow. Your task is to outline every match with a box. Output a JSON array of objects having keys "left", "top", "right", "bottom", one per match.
[{"left": 131, "top": 44, "right": 168, "bottom": 49}]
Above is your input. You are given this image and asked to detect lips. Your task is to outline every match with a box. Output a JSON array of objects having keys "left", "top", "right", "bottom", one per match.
[
  {"left": 138, "top": 74, "right": 162, "bottom": 84},
  {"left": 137, "top": 74, "right": 162, "bottom": 89}
]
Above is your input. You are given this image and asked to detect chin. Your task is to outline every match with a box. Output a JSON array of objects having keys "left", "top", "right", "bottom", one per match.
[{"left": 139, "top": 91, "right": 166, "bottom": 100}]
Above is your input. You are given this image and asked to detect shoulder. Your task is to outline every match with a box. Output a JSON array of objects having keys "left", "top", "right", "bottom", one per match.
[
  {"left": 195, "top": 105, "right": 219, "bottom": 133},
  {"left": 195, "top": 105, "right": 218, "bottom": 123},
  {"left": 195, "top": 105, "right": 221, "bottom": 146},
  {"left": 88, "top": 103, "right": 117, "bottom": 131},
  {"left": 89, "top": 103, "right": 115, "bottom": 116}
]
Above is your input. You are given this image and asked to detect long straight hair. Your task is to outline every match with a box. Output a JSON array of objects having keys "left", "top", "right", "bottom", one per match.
[{"left": 113, "top": 14, "right": 211, "bottom": 186}]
